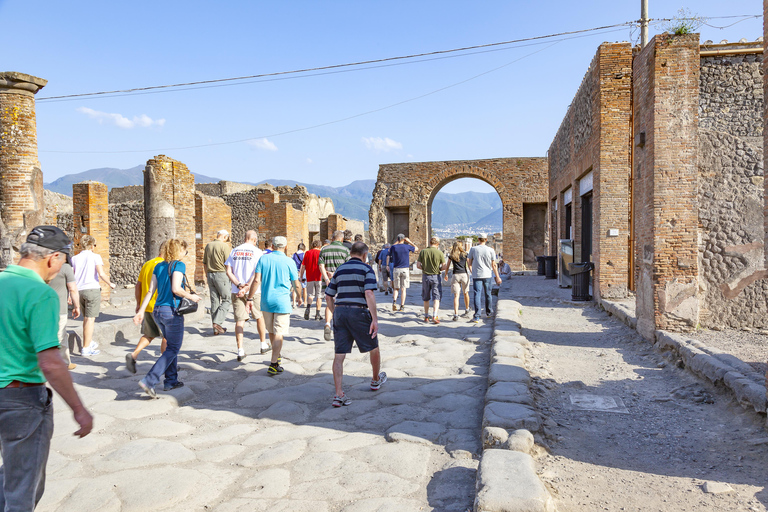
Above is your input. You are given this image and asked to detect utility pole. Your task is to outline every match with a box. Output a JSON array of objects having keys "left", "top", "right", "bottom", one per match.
[{"left": 640, "top": 0, "right": 649, "bottom": 48}]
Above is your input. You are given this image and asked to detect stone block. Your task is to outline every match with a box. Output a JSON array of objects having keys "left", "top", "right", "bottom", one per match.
[
  {"left": 482, "top": 427, "right": 509, "bottom": 449},
  {"left": 485, "top": 382, "right": 533, "bottom": 406},
  {"left": 504, "top": 429, "right": 535, "bottom": 454},
  {"left": 483, "top": 402, "right": 539, "bottom": 431},
  {"left": 488, "top": 363, "right": 530, "bottom": 385},
  {"left": 474, "top": 450, "right": 554, "bottom": 512},
  {"left": 491, "top": 340, "right": 526, "bottom": 359}
]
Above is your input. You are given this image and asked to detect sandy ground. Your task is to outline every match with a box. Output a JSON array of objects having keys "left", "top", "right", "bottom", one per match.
[
  {"left": 688, "top": 329, "right": 768, "bottom": 377},
  {"left": 508, "top": 276, "right": 767, "bottom": 512}
]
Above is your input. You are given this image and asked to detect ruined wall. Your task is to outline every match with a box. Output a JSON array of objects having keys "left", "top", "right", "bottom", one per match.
[
  {"left": 345, "top": 218, "right": 365, "bottom": 239},
  {"left": 73, "top": 181, "right": 111, "bottom": 300},
  {"left": 370, "top": 158, "right": 548, "bottom": 270},
  {"left": 195, "top": 192, "right": 232, "bottom": 282},
  {"left": 196, "top": 180, "right": 257, "bottom": 197},
  {"left": 108, "top": 201, "right": 145, "bottom": 285},
  {"left": 221, "top": 188, "right": 267, "bottom": 245},
  {"left": 109, "top": 185, "right": 143, "bottom": 203},
  {"left": 43, "top": 189, "right": 73, "bottom": 237},
  {"left": 259, "top": 189, "right": 309, "bottom": 252},
  {"left": 548, "top": 42, "right": 633, "bottom": 299},
  {"left": 698, "top": 46, "right": 767, "bottom": 328}
]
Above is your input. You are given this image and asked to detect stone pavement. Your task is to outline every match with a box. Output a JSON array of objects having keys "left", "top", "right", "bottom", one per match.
[{"left": 38, "top": 285, "right": 492, "bottom": 511}]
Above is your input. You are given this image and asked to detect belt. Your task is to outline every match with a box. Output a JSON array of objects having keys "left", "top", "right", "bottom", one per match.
[
  {"left": 3, "top": 381, "right": 45, "bottom": 389},
  {"left": 336, "top": 304, "right": 367, "bottom": 309}
]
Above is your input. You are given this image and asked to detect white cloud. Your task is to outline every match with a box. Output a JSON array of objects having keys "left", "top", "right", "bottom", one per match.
[
  {"left": 247, "top": 138, "right": 278, "bottom": 151},
  {"left": 77, "top": 107, "right": 165, "bottom": 129},
  {"left": 362, "top": 136, "right": 403, "bottom": 152}
]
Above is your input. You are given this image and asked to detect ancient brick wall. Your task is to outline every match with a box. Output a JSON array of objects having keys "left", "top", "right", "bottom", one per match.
[
  {"left": 73, "top": 181, "right": 111, "bottom": 301},
  {"left": 196, "top": 180, "right": 257, "bottom": 197},
  {"left": 548, "top": 42, "right": 633, "bottom": 300},
  {"left": 633, "top": 34, "right": 701, "bottom": 340},
  {"left": 221, "top": 188, "right": 267, "bottom": 245},
  {"left": 325, "top": 214, "right": 346, "bottom": 240},
  {"left": 0, "top": 72, "right": 47, "bottom": 267},
  {"left": 698, "top": 45, "right": 767, "bottom": 329},
  {"left": 108, "top": 201, "right": 145, "bottom": 285},
  {"left": 195, "top": 192, "right": 232, "bottom": 282},
  {"left": 108, "top": 185, "right": 143, "bottom": 203},
  {"left": 370, "top": 158, "right": 548, "bottom": 270}
]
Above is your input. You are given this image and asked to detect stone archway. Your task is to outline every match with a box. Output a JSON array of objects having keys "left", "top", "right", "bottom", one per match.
[{"left": 369, "top": 157, "right": 549, "bottom": 270}]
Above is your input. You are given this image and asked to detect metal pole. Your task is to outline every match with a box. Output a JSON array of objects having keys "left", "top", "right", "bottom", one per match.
[{"left": 640, "top": 0, "right": 649, "bottom": 48}]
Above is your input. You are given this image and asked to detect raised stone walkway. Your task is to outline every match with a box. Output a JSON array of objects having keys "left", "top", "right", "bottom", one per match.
[{"left": 38, "top": 285, "right": 491, "bottom": 511}]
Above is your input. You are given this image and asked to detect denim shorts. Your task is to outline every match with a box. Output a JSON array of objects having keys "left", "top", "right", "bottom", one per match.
[
  {"left": 333, "top": 306, "right": 379, "bottom": 354},
  {"left": 421, "top": 274, "right": 443, "bottom": 302}
]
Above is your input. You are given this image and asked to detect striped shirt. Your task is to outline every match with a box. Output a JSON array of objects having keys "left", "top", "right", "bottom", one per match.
[
  {"left": 326, "top": 258, "right": 377, "bottom": 307},
  {"left": 318, "top": 241, "right": 350, "bottom": 273}
]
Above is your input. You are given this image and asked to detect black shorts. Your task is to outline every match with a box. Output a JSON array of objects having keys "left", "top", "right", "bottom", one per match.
[{"left": 333, "top": 306, "right": 379, "bottom": 354}]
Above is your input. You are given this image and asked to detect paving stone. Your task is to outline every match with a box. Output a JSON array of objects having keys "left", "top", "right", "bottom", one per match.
[
  {"left": 53, "top": 478, "right": 121, "bottom": 512},
  {"left": 233, "top": 374, "right": 280, "bottom": 394},
  {"left": 488, "top": 363, "right": 531, "bottom": 385},
  {"left": 291, "top": 451, "right": 369, "bottom": 483},
  {"left": 290, "top": 472, "right": 420, "bottom": 502},
  {"left": 404, "top": 365, "right": 456, "bottom": 378},
  {"left": 107, "top": 467, "right": 204, "bottom": 511},
  {"left": 376, "top": 389, "right": 427, "bottom": 405},
  {"left": 163, "top": 384, "right": 196, "bottom": 406},
  {"left": 240, "top": 439, "right": 307, "bottom": 467},
  {"left": 483, "top": 402, "right": 540, "bottom": 431},
  {"left": 418, "top": 377, "right": 485, "bottom": 396},
  {"left": 428, "top": 393, "right": 478, "bottom": 411},
  {"left": 432, "top": 410, "right": 483, "bottom": 429},
  {"left": 351, "top": 443, "right": 431, "bottom": 480},
  {"left": 354, "top": 404, "right": 427, "bottom": 431},
  {"left": 475, "top": 450, "right": 555, "bottom": 512},
  {"left": 180, "top": 423, "right": 255, "bottom": 448},
  {"left": 244, "top": 424, "right": 331, "bottom": 446},
  {"left": 129, "top": 418, "right": 195, "bottom": 438},
  {"left": 385, "top": 420, "right": 445, "bottom": 445},
  {"left": 35, "top": 477, "right": 80, "bottom": 512},
  {"left": 197, "top": 444, "right": 248, "bottom": 462},
  {"left": 257, "top": 401, "right": 310, "bottom": 423},
  {"left": 45, "top": 450, "right": 86, "bottom": 479},
  {"left": 238, "top": 383, "right": 334, "bottom": 408},
  {"left": 441, "top": 428, "right": 482, "bottom": 454},
  {"left": 99, "top": 438, "right": 196, "bottom": 471},
  {"left": 703, "top": 481, "right": 734, "bottom": 494},
  {"left": 53, "top": 433, "right": 116, "bottom": 457},
  {"left": 241, "top": 468, "right": 291, "bottom": 498},
  {"left": 91, "top": 395, "right": 175, "bottom": 419},
  {"left": 314, "top": 399, "right": 379, "bottom": 421},
  {"left": 307, "top": 431, "right": 382, "bottom": 452},
  {"left": 340, "top": 498, "right": 425, "bottom": 512},
  {"left": 485, "top": 381, "right": 534, "bottom": 405}
]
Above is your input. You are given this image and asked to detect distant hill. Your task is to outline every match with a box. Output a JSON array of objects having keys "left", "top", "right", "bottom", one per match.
[{"left": 44, "top": 167, "right": 502, "bottom": 230}]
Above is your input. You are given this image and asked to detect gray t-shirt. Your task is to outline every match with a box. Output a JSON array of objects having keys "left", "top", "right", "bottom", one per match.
[
  {"left": 468, "top": 245, "right": 497, "bottom": 279},
  {"left": 49, "top": 263, "right": 75, "bottom": 315}
]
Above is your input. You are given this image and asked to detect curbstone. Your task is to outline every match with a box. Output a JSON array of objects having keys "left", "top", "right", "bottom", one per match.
[
  {"left": 485, "top": 381, "right": 534, "bottom": 406},
  {"left": 483, "top": 402, "right": 540, "bottom": 431},
  {"left": 504, "top": 429, "right": 535, "bottom": 454},
  {"left": 482, "top": 427, "right": 509, "bottom": 449},
  {"left": 474, "top": 450, "right": 555, "bottom": 512},
  {"left": 491, "top": 340, "right": 527, "bottom": 359},
  {"left": 488, "top": 363, "right": 531, "bottom": 385}
]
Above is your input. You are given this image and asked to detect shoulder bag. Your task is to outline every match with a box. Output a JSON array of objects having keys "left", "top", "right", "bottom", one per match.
[{"left": 169, "top": 261, "right": 199, "bottom": 315}]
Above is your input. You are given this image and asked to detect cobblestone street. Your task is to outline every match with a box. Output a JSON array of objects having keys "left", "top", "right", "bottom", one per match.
[{"left": 38, "top": 286, "right": 492, "bottom": 512}]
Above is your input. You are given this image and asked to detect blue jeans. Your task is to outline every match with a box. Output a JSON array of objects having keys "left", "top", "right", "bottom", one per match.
[
  {"left": 145, "top": 306, "right": 185, "bottom": 388},
  {"left": 472, "top": 278, "right": 493, "bottom": 319},
  {"left": 0, "top": 386, "right": 54, "bottom": 512}
]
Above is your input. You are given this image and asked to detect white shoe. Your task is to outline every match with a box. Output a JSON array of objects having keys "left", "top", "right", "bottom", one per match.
[
  {"left": 90, "top": 342, "right": 99, "bottom": 350},
  {"left": 237, "top": 348, "right": 246, "bottom": 362},
  {"left": 260, "top": 342, "right": 272, "bottom": 354},
  {"left": 82, "top": 347, "right": 100, "bottom": 357}
]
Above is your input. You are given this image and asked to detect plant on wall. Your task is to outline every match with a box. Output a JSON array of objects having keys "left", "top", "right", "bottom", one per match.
[{"left": 662, "top": 8, "right": 705, "bottom": 36}]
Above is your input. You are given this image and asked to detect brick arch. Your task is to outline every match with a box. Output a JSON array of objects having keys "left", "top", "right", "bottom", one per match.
[{"left": 424, "top": 165, "right": 511, "bottom": 211}]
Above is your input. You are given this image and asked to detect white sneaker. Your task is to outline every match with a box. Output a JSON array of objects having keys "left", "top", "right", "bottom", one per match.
[
  {"left": 237, "top": 348, "right": 246, "bottom": 362},
  {"left": 260, "top": 342, "right": 271, "bottom": 354},
  {"left": 82, "top": 347, "right": 100, "bottom": 357},
  {"left": 90, "top": 342, "right": 99, "bottom": 350}
]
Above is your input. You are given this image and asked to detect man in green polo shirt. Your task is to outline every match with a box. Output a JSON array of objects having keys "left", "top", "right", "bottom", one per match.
[
  {"left": 0, "top": 226, "right": 93, "bottom": 511},
  {"left": 417, "top": 237, "right": 448, "bottom": 324},
  {"left": 319, "top": 230, "right": 350, "bottom": 341}
]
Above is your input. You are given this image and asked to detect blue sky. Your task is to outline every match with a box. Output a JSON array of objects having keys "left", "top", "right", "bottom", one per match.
[{"left": 1, "top": 1, "right": 763, "bottom": 194}]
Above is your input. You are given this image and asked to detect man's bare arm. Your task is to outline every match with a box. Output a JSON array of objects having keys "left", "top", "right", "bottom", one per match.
[{"left": 38, "top": 348, "right": 93, "bottom": 437}]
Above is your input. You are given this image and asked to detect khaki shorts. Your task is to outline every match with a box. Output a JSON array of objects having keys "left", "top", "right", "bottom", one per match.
[
  {"left": 232, "top": 293, "right": 263, "bottom": 322},
  {"left": 79, "top": 288, "right": 101, "bottom": 318},
  {"left": 142, "top": 311, "right": 162, "bottom": 338},
  {"left": 393, "top": 267, "right": 410, "bottom": 289},
  {"left": 451, "top": 273, "right": 470, "bottom": 295},
  {"left": 263, "top": 312, "right": 290, "bottom": 336},
  {"left": 306, "top": 281, "right": 322, "bottom": 301}
]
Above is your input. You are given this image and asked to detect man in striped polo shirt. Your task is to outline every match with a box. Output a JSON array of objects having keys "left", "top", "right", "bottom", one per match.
[
  {"left": 319, "top": 230, "right": 350, "bottom": 341},
  {"left": 325, "top": 241, "right": 387, "bottom": 407}
]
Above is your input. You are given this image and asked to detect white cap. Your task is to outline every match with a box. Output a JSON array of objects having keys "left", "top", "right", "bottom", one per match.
[
  {"left": 273, "top": 236, "right": 287, "bottom": 248},
  {"left": 477, "top": 233, "right": 488, "bottom": 239},
  {"left": 217, "top": 229, "right": 229, "bottom": 236}
]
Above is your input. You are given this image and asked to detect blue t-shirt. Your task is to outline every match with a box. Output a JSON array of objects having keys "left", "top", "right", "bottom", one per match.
[
  {"left": 153, "top": 260, "right": 186, "bottom": 308},
  {"left": 255, "top": 252, "right": 299, "bottom": 314},
  {"left": 377, "top": 248, "right": 389, "bottom": 265},
  {"left": 389, "top": 244, "right": 415, "bottom": 269}
]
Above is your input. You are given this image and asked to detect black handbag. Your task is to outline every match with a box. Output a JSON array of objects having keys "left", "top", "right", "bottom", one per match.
[{"left": 169, "top": 261, "right": 198, "bottom": 316}]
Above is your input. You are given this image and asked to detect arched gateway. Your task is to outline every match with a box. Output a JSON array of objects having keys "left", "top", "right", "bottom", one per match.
[{"left": 369, "top": 158, "right": 549, "bottom": 270}]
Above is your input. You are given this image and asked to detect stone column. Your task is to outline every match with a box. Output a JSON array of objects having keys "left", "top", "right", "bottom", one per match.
[
  {"left": 73, "top": 181, "right": 111, "bottom": 301},
  {"left": 763, "top": 0, "right": 767, "bottom": 411},
  {"left": 143, "top": 163, "right": 176, "bottom": 260},
  {"left": 0, "top": 72, "right": 47, "bottom": 268}
]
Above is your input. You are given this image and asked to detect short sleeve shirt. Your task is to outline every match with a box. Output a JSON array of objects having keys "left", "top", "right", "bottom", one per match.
[
  {"left": 0, "top": 265, "right": 61, "bottom": 387},
  {"left": 302, "top": 248, "right": 322, "bottom": 282},
  {"left": 451, "top": 255, "right": 468, "bottom": 275},
  {"left": 71, "top": 250, "right": 103, "bottom": 291},
  {"left": 139, "top": 257, "right": 164, "bottom": 313},
  {"left": 319, "top": 242, "right": 350, "bottom": 273},
  {"left": 255, "top": 252, "right": 299, "bottom": 314},
  {"left": 326, "top": 258, "right": 377, "bottom": 307},
  {"left": 417, "top": 247, "right": 446, "bottom": 275},
  {"left": 389, "top": 244, "right": 415, "bottom": 269},
  {"left": 153, "top": 260, "right": 186, "bottom": 308},
  {"left": 203, "top": 240, "right": 229, "bottom": 273},
  {"left": 225, "top": 243, "right": 264, "bottom": 295},
  {"left": 49, "top": 263, "right": 75, "bottom": 315},
  {"left": 468, "top": 245, "right": 497, "bottom": 279}
]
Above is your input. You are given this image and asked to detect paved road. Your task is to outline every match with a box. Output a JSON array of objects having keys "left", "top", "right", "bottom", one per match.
[{"left": 38, "top": 285, "right": 491, "bottom": 512}]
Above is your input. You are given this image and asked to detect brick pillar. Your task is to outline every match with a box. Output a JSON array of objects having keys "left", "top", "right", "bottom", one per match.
[
  {"left": 0, "top": 72, "right": 47, "bottom": 268},
  {"left": 73, "top": 181, "right": 111, "bottom": 301},
  {"left": 258, "top": 189, "right": 281, "bottom": 245},
  {"left": 195, "top": 192, "right": 232, "bottom": 283},
  {"left": 326, "top": 214, "right": 346, "bottom": 238},
  {"left": 144, "top": 155, "right": 196, "bottom": 280},
  {"left": 633, "top": 34, "right": 700, "bottom": 340}
]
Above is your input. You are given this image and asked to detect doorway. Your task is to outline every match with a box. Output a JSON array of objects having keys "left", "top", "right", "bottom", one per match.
[
  {"left": 581, "top": 192, "right": 593, "bottom": 262},
  {"left": 386, "top": 207, "right": 409, "bottom": 244}
]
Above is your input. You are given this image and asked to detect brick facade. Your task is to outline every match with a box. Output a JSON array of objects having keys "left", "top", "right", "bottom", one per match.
[
  {"left": 258, "top": 189, "right": 309, "bottom": 254},
  {"left": 548, "top": 42, "right": 633, "bottom": 300},
  {"left": 195, "top": 192, "right": 232, "bottom": 282},
  {"left": 369, "top": 158, "right": 549, "bottom": 270},
  {"left": 73, "top": 181, "right": 111, "bottom": 301},
  {"left": 0, "top": 72, "right": 47, "bottom": 268}
]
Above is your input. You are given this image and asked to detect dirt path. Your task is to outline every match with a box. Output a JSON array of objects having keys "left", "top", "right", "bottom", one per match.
[{"left": 509, "top": 276, "right": 767, "bottom": 512}]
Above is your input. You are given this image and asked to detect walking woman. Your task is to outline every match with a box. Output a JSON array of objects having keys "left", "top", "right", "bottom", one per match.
[
  {"left": 133, "top": 239, "right": 201, "bottom": 397},
  {"left": 445, "top": 241, "right": 472, "bottom": 321}
]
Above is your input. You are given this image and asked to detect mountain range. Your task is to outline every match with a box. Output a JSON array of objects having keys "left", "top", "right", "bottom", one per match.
[{"left": 44, "top": 166, "right": 501, "bottom": 230}]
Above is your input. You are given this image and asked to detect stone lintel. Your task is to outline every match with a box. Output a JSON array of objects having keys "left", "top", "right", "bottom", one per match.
[{"left": 0, "top": 72, "right": 47, "bottom": 96}]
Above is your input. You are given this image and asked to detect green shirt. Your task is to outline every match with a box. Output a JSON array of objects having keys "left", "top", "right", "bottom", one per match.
[
  {"left": 417, "top": 246, "right": 446, "bottom": 275},
  {"left": 318, "top": 241, "right": 350, "bottom": 273},
  {"left": 203, "top": 239, "right": 229, "bottom": 273},
  {"left": 0, "top": 265, "right": 61, "bottom": 387}
]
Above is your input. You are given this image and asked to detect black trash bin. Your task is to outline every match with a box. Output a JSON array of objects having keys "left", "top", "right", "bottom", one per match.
[
  {"left": 543, "top": 256, "right": 557, "bottom": 279},
  {"left": 569, "top": 262, "right": 594, "bottom": 301},
  {"left": 536, "top": 256, "right": 546, "bottom": 276}
]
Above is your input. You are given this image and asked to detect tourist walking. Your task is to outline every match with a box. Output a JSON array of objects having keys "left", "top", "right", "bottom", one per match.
[
  {"left": 133, "top": 239, "right": 201, "bottom": 397},
  {"left": 319, "top": 231, "right": 350, "bottom": 341},
  {"left": 71, "top": 235, "right": 116, "bottom": 357},
  {"left": 446, "top": 241, "right": 472, "bottom": 321},
  {"left": 203, "top": 229, "right": 232, "bottom": 335},
  {"left": 325, "top": 241, "right": 387, "bottom": 407},
  {"left": 342, "top": 229, "right": 354, "bottom": 249},
  {"left": 0, "top": 226, "right": 93, "bottom": 511},
  {"left": 49, "top": 256, "right": 79, "bottom": 370},
  {"left": 246, "top": 237, "right": 302, "bottom": 376},
  {"left": 291, "top": 243, "right": 306, "bottom": 308},
  {"left": 376, "top": 244, "right": 393, "bottom": 294},
  {"left": 300, "top": 239, "right": 324, "bottom": 321},
  {"left": 389, "top": 234, "right": 418, "bottom": 312},
  {"left": 125, "top": 246, "right": 167, "bottom": 374},
  {"left": 417, "top": 237, "right": 447, "bottom": 324},
  {"left": 467, "top": 233, "right": 502, "bottom": 323},
  {"left": 226, "top": 230, "right": 267, "bottom": 361}
]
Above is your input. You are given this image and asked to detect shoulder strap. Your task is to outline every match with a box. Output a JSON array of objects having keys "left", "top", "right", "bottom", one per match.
[{"left": 169, "top": 261, "right": 188, "bottom": 292}]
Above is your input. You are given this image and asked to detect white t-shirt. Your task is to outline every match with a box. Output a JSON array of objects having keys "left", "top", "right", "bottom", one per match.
[
  {"left": 468, "top": 244, "right": 497, "bottom": 279},
  {"left": 225, "top": 243, "right": 263, "bottom": 294},
  {"left": 71, "top": 250, "right": 104, "bottom": 291}
]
